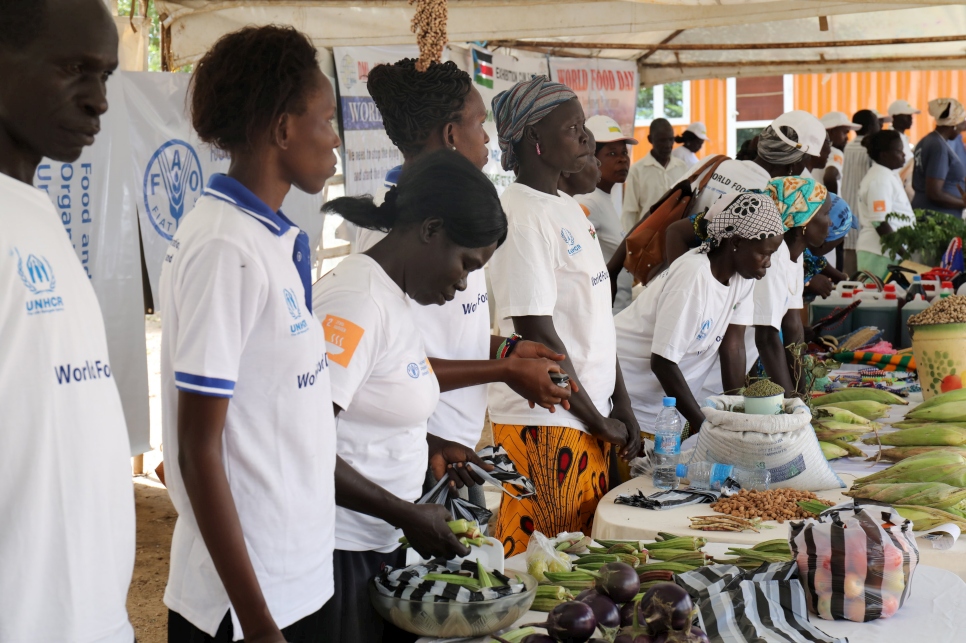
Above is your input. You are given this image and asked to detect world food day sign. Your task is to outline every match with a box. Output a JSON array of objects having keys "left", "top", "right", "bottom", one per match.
[{"left": 550, "top": 57, "right": 639, "bottom": 137}]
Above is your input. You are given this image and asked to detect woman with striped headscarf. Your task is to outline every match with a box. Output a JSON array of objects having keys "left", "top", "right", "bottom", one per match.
[{"left": 487, "top": 77, "right": 641, "bottom": 555}]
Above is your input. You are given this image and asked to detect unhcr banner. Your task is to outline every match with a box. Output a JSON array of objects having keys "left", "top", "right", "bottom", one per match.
[
  {"left": 32, "top": 77, "right": 150, "bottom": 456},
  {"left": 333, "top": 45, "right": 417, "bottom": 197},
  {"left": 549, "top": 57, "right": 639, "bottom": 137},
  {"left": 467, "top": 47, "right": 549, "bottom": 193}
]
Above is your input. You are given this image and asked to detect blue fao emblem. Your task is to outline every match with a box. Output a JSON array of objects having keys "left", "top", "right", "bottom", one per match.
[
  {"left": 283, "top": 288, "right": 301, "bottom": 319},
  {"left": 143, "top": 139, "right": 204, "bottom": 241},
  {"left": 15, "top": 250, "right": 56, "bottom": 294},
  {"left": 560, "top": 228, "right": 575, "bottom": 246},
  {"left": 407, "top": 363, "right": 420, "bottom": 379}
]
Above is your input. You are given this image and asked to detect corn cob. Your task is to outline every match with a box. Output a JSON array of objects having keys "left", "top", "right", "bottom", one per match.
[
  {"left": 894, "top": 505, "right": 966, "bottom": 531},
  {"left": 816, "top": 389, "right": 908, "bottom": 406},
  {"left": 862, "top": 425, "right": 966, "bottom": 446},
  {"left": 825, "top": 439, "right": 865, "bottom": 457},
  {"left": 853, "top": 451, "right": 966, "bottom": 484},
  {"left": 814, "top": 406, "right": 875, "bottom": 425},
  {"left": 820, "top": 441, "right": 849, "bottom": 460},
  {"left": 892, "top": 420, "right": 932, "bottom": 429},
  {"left": 816, "top": 419, "right": 880, "bottom": 433},
  {"left": 845, "top": 482, "right": 966, "bottom": 511},
  {"left": 908, "top": 401, "right": 966, "bottom": 423},
  {"left": 908, "top": 388, "right": 966, "bottom": 414},
  {"left": 873, "top": 446, "right": 966, "bottom": 463},
  {"left": 893, "top": 421, "right": 966, "bottom": 431},
  {"left": 815, "top": 427, "right": 864, "bottom": 442},
  {"left": 530, "top": 585, "right": 575, "bottom": 611},
  {"left": 817, "top": 400, "right": 890, "bottom": 420}
]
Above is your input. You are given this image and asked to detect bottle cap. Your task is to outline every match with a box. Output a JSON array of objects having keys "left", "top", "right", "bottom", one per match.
[
  {"left": 663, "top": 397, "right": 676, "bottom": 407},
  {"left": 912, "top": 275, "right": 922, "bottom": 282},
  {"left": 883, "top": 284, "right": 896, "bottom": 292},
  {"left": 675, "top": 464, "right": 688, "bottom": 477},
  {"left": 943, "top": 281, "right": 954, "bottom": 288},
  {"left": 865, "top": 284, "right": 877, "bottom": 290},
  {"left": 842, "top": 291, "right": 853, "bottom": 298},
  {"left": 885, "top": 293, "right": 897, "bottom": 300}
]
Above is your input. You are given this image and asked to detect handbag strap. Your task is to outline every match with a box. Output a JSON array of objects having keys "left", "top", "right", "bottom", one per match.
[{"left": 690, "top": 154, "right": 731, "bottom": 191}]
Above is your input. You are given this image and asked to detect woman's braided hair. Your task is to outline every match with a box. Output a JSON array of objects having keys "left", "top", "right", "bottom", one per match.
[{"left": 367, "top": 58, "right": 472, "bottom": 157}]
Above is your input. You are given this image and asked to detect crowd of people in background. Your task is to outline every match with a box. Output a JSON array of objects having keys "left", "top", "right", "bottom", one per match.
[{"left": 5, "top": 2, "right": 966, "bottom": 642}]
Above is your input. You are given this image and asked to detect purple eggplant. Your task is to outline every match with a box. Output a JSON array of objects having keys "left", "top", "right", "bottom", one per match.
[
  {"left": 577, "top": 589, "right": 621, "bottom": 629},
  {"left": 592, "top": 562, "right": 642, "bottom": 603},
  {"left": 527, "top": 601, "right": 598, "bottom": 643},
  {"left": 640, "top": 583, "right": 694, "bottom": 635},
  {"left": 619, "top": 600, "right": 643, "bottom": 627}
]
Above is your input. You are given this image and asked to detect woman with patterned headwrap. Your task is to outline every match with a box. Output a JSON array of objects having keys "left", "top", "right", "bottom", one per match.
[
  {"left": 615, "top": 192, "right": 785, "bottom": 435},
  {"left": 487, "top": 77, "right": 641, "bottom": 556},
  {"left": 754, "top": 176, "right": 831, "bottom": 395}
]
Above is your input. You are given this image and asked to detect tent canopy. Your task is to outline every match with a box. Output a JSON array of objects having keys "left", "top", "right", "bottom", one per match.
[{"left": 156, "top": 1, "right": 966, "bottom": 84}]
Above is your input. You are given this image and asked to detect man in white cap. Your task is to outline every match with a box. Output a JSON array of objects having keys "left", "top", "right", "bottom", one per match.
[
  {"left": 622, "top": 117, "right": 687, "bottom": 234},
  {"left": 888, "top": 99, "right": 921, "bottom": 199},
  {"left": 672, "top": 121, "right": 709, "bottom": 168},
  {"left": 819, "top": 111, "right": 861, "bottom": 194},
  {"left": 840, "top": 109, "right": 882, "bottom": 274}
]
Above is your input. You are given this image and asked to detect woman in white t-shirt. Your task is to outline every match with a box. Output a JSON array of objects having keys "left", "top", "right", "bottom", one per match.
[
  {"left": 756, "top": 177, "right": 831, "bottom": 396},
  {"left": 487, "top": 77, "right": 642, "bottom": 556},
  {"left": 857, "top": 129, "right": 916, "bottom": 278},
  {"left": 160, "top": 27, "right": 343, "bottom": 643},
  {"left": 313, "top": 150, "right": 511, "bottom": 642},
  {"left": 615, "top": 192, "right": 785, "bottom": 433}
]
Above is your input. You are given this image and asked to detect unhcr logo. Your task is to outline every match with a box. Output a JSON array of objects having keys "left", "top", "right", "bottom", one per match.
[
  {"left": 144, "top": 139, "right": 204, "bottom": 241},
  {"left": 15, "top": 249, "right": 64, "bottom": 315}
]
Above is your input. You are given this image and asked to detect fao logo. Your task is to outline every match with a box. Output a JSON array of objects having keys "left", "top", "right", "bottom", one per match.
[
  {"left": 143, "top": 139, "right": 204, "bottom": 241},
  {"left": 407, "top": 363, "right": 420, "bottom": 379},
  {"left": 284, "top": 288, "right": 301, "bottom": 320},
  {"left": 560, "top": 228, "right": 575, "bottom": 246},
  {"left": 16, "top": 251, "right": 56, "bottom": 294}
]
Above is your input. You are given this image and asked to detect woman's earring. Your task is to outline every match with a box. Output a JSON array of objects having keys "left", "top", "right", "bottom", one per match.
[
  {"left": 803, "top": 226, "right": 808, "bottom": 235},
  {"left": 536, "top": 143, "right": 542, "bottom": 156}
]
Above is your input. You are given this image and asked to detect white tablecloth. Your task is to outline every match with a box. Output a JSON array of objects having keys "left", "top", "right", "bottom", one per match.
[{"left": 417, "top": 551, "right": 966, "bottom": 642}]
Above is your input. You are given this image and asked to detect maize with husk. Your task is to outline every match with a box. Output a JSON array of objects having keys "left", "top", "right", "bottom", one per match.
[
  {"left": 815, "top": 389, "right": 908, "bottom": 406},
  {"left": 818, "top": 400, "right": 890, "bottom": 420},
  {"left": 908, "top": 401, "right": 966, "bottom": 423},
  {"left": 873, "top": 446, "right": 966, "bottom": 463},
  {"left": 844, "top": 482, "right": 966, "bottom": 511},
  {"left": 814, "top": 425, "right": 864, "bottom": 442},
  {"left": 907, "top": 388, "right": 966, "bottom": 414},
  {"left": 814, "top": 406, "right": 876, "bottom": 425},
  {"left": 862, "top": 425, "right": 966, "bottom": 446},
  {"left": 853, "top": 456, "right": 966, "bottom": 488},
  {"left": 825, "top": 438, "right": 865, "bottom": 457},
  {"left": 853, "top": 451, "right": 966, "bottom": 483},
  {"left": 894, "top": 505, "right": 966, "bottom": 531},
  {"left": 816, "top": 419, "right": 880, "bottom": 433},
  {"left": 820, "top": 441, "right": 849, "bottom": 459},
  {"left": 893, "top": 421, "right": 966, "bottom": 431}
]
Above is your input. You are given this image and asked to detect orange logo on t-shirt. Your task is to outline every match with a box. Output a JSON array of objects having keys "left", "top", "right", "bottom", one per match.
[
  {"left": 873, "top": 200, "right": 887, "bottom": 213},
  {"left": 321, "top": 315, "right": 364, "bottom": 367}
]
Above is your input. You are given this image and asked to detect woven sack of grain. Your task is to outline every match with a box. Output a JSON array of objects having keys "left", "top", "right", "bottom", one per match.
[{"left": 692, "top": 395, "right": 845, "bottom": 491}]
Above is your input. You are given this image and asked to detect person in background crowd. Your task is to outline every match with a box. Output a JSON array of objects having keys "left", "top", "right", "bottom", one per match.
[
  {"left": 819, "top": 111, "right": 859, "bottom": 194},
  {"left": 948, "top": 121, "right": 966, "bottom": 177},
  {"left": 736, "top": 136, "right": 759, "bottom": 162},
  {"left": 488, "top": 77, "right": 641, "bottom": 556},
  {"left": 857, "top": 130, "right": 915, "bottom": 279},
  {"left": 362, "top": 59, "right": 572, "bottom": 511},
  {"left": 889, "top": 100, "right": 921, "bottom": 200},
  {"left": 574, "top": 115, "right": 638, "bottom": 313},
  {"left": 840, "top": 109, "right": 882, "bottom": 275},
  {"left": 802, "top": 193, "right": 852, "bottom": 297},
  {"left": 804, "top": 135, "right": 832, "bottom": 185},
  {"left": 615, "top": 192, "right": 784, "bottom": 435},
  {"left": 672, "top": 121, "right": 710, "bottom": 168},
  {"left": 315, "top": 151, "right": 512, "bottom": 642},
  {"left": 559, "top": 129, "right": 601, "bottom": 199},
  {"left": 0, "top": 2, "right": 135, "bottom": 642},
  {"left": 912, "top": 98, "right": 966, "bottom": 217},
  {"left": 874, "top": 109, "right": 893, "bottom": 131},
  {"left": 663, "top": 111, "right": 827, "bottom": 266},
  {"left": 758, "top": 177, "right": 830, "bottom": 396},
  {"left": 621, "top": 117, "right": 687, "bottom": 233}
]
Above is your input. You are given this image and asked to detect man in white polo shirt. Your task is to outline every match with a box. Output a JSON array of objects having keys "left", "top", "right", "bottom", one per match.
[{"left": 0, "top": 1, "right": 135, "bottom": 642}]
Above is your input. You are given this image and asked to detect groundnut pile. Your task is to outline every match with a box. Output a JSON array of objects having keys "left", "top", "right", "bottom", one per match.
[
  {"left": 908, "top": 294, "right": 966, "bottom": 326},
  {"left": 710, "top": 489, "right": 834, "bottom": 523}
]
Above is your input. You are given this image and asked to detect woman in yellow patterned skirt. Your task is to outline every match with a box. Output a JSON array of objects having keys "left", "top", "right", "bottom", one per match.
[{"left": 487, "top": 77, "right": 641, "bottom": 557}]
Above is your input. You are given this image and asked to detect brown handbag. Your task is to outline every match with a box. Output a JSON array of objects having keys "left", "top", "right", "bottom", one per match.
[{"left": 623, "top": 154, "right": 730, "bottom": 284}]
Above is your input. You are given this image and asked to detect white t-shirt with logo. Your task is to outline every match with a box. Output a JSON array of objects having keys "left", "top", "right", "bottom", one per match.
[
  {"left": 856, "top": 162, "right": 916, "bottom": 257},
  {"left": 753, "top": 241, "right": 804, "bottom": 331},
  {"left": 615, "top": 249, "right": 754, "bottom": 429},
  {"left": 576, "top": 187, "right": 624, "bottom": 262},
  {"left": 688, "top": 159, "right": 772, "bottom": 214},
  {"left": 0, "top": 173, "right": 135, "bottom": 643},
  {"left": 352, "top": 174, "right": 491, "bottom": 449},
  {"left": 488, "top": 183, "right": 616, "bottom": 432},
  {"left": 313, "top": 253, "right": 441, "bottom": 552},
  {"left": 160, "top": 177, "right": 337, "bottom": 638}
]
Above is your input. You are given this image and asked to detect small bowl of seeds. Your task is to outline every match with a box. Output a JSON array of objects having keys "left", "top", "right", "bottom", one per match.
[{"left": 743, "top": 379, "right": 786, "bottom": 415}]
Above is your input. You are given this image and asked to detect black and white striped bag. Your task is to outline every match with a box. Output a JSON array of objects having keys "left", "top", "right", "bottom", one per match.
[{"left": 676, "top": 563, "right": 846, "bottom": 643}]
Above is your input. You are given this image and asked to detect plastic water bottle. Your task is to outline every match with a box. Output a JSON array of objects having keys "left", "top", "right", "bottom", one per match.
[
  {"left": 676, "top": 461, "right": 771, "bottom": 492},
  {"left": 904, "top": 275, "right": 923, "bottom": 304},
  {"left": 652, "top": 397, "right": 683, "bottom": 490}
]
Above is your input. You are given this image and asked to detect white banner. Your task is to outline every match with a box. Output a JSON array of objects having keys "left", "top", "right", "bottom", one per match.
[
  {"left": 32, "top": 78, "right": 151, "bottom": 456},
  {"left": 122, "top": 72, "right": 325, "bottom": 307},
  {"left": 549, "top": 57, "right": 639, "bottom": 137},
  {"left": 467, "top": 47, "right": 549, "bottom": 193},
  {"left": 333, "top": 45, "right": 417, "bottom": 197}
]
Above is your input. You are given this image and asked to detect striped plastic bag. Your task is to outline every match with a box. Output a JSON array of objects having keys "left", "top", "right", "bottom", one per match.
[
  {"left": 789, "top": 502, "right": 920, "bottom": 622},
  {"left": 675, "top": 563, "right": 845, "bottom": 643}
]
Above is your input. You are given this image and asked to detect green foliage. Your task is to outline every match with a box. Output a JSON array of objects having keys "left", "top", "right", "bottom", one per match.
[
  {"left": 663, "top": 82, "right": 684, "bottom": 119},
  {"left": 881, "top": 209, "right": 966, "bottom": 266},
  {"left": 636, "top": 86, "right": 654, "bottom": 123},
  {"left": 117, "top": 0, "right": 162, "bottom": 72}
]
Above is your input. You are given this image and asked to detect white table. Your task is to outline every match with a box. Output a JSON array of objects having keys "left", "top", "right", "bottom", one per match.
[{"left": 417, "top": 551, "right": 966, "bottom": 642}]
